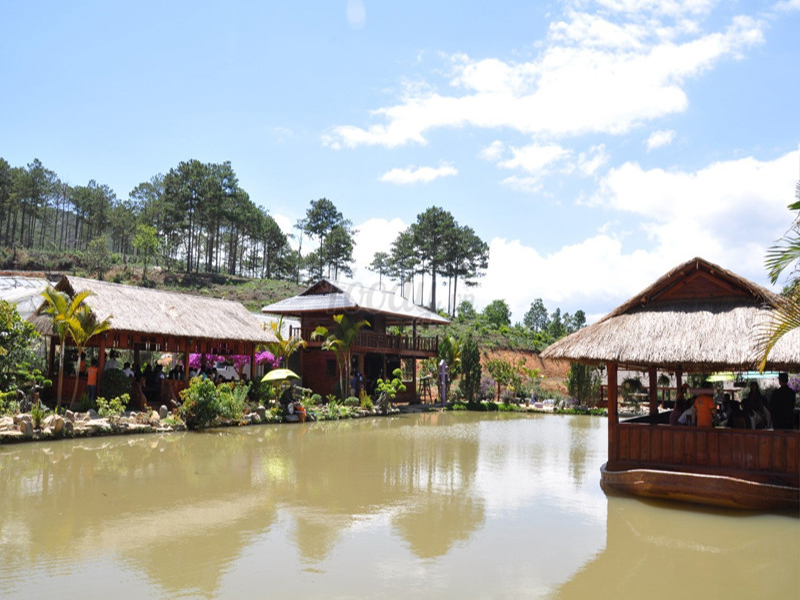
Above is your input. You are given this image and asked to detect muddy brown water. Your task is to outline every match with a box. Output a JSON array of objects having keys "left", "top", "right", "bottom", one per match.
[{"left": 1, "top": 412, "right": 797, "bottom": 599}]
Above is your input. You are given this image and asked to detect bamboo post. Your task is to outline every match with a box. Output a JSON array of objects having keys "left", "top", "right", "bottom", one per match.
[
  {"left": 607, "top": 362, "right": 618, "bottom": 465},
  {"left": 649, "top": 366, "right": 658, "bottom": 424}
]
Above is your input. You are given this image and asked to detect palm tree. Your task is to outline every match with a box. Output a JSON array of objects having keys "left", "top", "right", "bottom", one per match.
[
  {"left": 39, "top": 286, "right": 92, "bottom": 412},
  {"left": 758, "top": 188, "right": 800, "bottom": 371},
  {"left": 312, "top": 314, "right": 369, "bottom": 400},
  {"left": 264, "top": 316, "right": 306, "bottom": 368},
  {"left": 69, "top": 305, "right": 112, "bottom": 408}
]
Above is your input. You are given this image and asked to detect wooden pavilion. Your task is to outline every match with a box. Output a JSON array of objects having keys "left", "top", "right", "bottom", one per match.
[
  {"left": 262, "top": 279, "right": 449, "bottom": 400},
  {"left": 30, "top": 275, "right": 276, "bottom": 404},
  {"left": 541, "top": 257, "right": 800, "bottom": 510}
]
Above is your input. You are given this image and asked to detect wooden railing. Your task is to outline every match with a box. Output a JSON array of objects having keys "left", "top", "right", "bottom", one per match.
[
  {"left": 291, "top": 326, "right": 438, "bottom": 355},
  {"left": 610, "top": 423, "right": 800, "bottom": 485}
]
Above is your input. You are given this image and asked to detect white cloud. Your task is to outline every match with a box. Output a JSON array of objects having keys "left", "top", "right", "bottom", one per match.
[
  {"left": 326, "top": 9, "right": 764, "bottom": 149},
  {"left": 645, "top": 129, "right": 675, "bottom": 150},
  {"left": 774, "top": 0, "right": 800, "bottom": 12},
  {"left": 472, "top": 148, "right": 799, "bottom": 321},
  {"left": 379, "top": 163, "right": 458, "bottom": 185},
  {"left": 576, "top": 144, "right": 610, "bottom": 175},
  {"left": 479, "top": 140, "right": 506, "bottom": 161},
  {"left": 346, "top": 0, "right": 366, "bottom": 30},
  {"left": 348, "top": 217, "right": 407, "bottom": 282},
  {"left": 498, "top": 144, "right": 571, "bottom": 174}
]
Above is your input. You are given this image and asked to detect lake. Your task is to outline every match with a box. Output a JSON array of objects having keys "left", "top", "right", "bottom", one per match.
[{"left": 0, "top": 412, "right": 797, "bottom": 599}]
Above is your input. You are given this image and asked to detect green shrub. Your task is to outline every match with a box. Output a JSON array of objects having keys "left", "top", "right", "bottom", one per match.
[
  {"left": 97, "top": 394, "right": 129, "bottom": 420},
  {"left": 178, "top": 377, "right": 222, "bottom": 430},
  {"left": 31, "top": 402, "right": 46, "bottom": 428},
  {"left": 451, "top": 401, "right": 467, "bottom": 411},
  {"left": 100, "top": 368, "right": 132, "bottom": 402},
  {"left": 344, "top": 396, "right": 360, "bottom": 407},
  {"left": 360, "top": 395, "right": 374, "bottom": 411},
  {"left": 217, "top": 382, "right": 249, "bottom": 422}
]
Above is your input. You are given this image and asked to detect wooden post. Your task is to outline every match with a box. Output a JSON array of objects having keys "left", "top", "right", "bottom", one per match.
[
  {"left": 184, "top": 338, "right": 191, "bottom": 381},
  {"left": 249, "top": 344, "right": 256, "bottom": 382},
  {"left": 607, "top": 362, "right": 618, "bottom": 465},
  {"left": 649, "top": 366, "right": 658, "bottom": 425}
]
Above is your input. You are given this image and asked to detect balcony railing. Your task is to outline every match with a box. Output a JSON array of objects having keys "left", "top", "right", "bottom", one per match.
[{"left": 291, "top": 326, "right": 438, "bottom": 355}]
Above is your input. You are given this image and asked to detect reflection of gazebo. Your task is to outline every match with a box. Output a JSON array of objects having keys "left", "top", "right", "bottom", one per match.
[
  {"left": 30, "top": 275, "right": 276, "bottom": 402},
  {"left": 542, "top": 257, "right": 800, "bottom": 509}
]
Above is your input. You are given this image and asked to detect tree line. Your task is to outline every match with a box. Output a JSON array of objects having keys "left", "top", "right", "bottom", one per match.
[
  {"left": 0, "top": 157, "right": 298, "bottom": 280},
  {"left": 369, "top": 206, "right": 489, "bottom": 316}
]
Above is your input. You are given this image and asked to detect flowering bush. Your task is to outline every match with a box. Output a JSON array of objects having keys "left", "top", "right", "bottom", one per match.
[
  {"left": 788, "top": 375, "right": 800, "bottom": 394},
  {"left": 187, "top": 351, "right": 278, "bottom": 371}
]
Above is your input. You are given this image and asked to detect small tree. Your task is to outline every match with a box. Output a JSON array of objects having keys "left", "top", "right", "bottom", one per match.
[
  {"left": 459, "top": 335, "right": 481, "bottom": 403},
  {"left": 0, "top": 300, "right": 42, "bottom": 395},
  {"left": 437, "top": 334, "right": 461, "bottom": 398},
  {"left": 133, "top": 224, "right": 159, "bottom": 281},
  {"left": 567, "top": 362, "right": 601, "bottom": 407},
  {"left": 69, "top": 305, "right": 112, "bottom": 407},
  {"left": 39, "top": 286, "right": 92, "bottom": 412},
  {"left": 264, "top": 315, "right": 306, "bottom": 367},
  {"left": 86, "top": 235, "right": 112, "bottom": 280},
  {"left": 312, "top": 314, "right": 369, "bottom": 400}
]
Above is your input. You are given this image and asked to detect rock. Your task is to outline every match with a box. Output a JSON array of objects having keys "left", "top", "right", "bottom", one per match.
[
  {"left": 0, "top": 416, "right": 14, "bottom": 431},
  {"left": 13, "top": 414, "right": 31, "bottom": 425},
  {"left": 247, "top": 412, "right": 260, "bottom": 424},
  {"left": 65, "top": 410, "right": 75, "bottom": 422},
  {"left": 18, "top": 420, "right": 33, "bottom": 437},
  {"left": 52, "top": 416, "right": 65, "bottom": 435},
  {"left": 43, "top": 414, "right": 56, "bottom": 428},
  {"left": 84, "top": 419, "right": 112, "bottom": 434},
  {"left": 64, "top": 420, "right": 74, "bottom": 436},
  {"left": 87, "top": 409, "right": 99, "bottom": 419},
  {"left": 256, "top": 406, "right": 266, "bottom": 420},
  {"left": 170, "top": 399, "right": 180, "bottom": 409},
  {"left": 159, "top": 405, "right": 168, "bottom": 419},
  {"left": 148, "top": 412, "right": 160, "bottom": 426}
]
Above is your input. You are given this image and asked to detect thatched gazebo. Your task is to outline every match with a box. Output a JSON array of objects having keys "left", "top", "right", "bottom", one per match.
[
  {"left": 541, "top": 257, "right": 799, "bottom": 509},
  {"left": 30, "top": 275, "right": 277, "bottom": 403}
]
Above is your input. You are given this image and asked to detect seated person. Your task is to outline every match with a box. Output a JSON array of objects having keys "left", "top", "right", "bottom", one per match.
[{"left": 693, "top": 393, "right": 716, "bottom": 427}]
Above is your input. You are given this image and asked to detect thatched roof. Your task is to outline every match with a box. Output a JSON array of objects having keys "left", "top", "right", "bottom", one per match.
[
  {"left": 262, "top": 279, "right": 450, "bottom": 325},
  {"left": 541, "top": 257, "right": 800, "bottom": 371},
  {"left": 30, "top": 275, "right": 276, "bottom": 344}
]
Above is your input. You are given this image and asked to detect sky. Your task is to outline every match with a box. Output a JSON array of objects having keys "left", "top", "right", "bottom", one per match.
[{"left": 1, "top": 0, "right": 799, "bottom": 322}]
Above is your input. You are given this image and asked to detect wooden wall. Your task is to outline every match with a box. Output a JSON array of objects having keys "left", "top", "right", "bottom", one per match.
[{"left": 610, "top": 424, "right": 800, "bottom": 486}]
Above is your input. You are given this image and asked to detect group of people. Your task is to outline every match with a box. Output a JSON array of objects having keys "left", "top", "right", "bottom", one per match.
[{"left": 669, "top": 374, "right": 797, "bottom": 430}]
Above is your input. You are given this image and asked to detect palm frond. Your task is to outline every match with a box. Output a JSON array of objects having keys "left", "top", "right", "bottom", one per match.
[
  {"left": 756, "top": 292, "right": 800, "bottom": 371},
  {"left": 765, "top": 236, "right": 800, "bottom": 285}
]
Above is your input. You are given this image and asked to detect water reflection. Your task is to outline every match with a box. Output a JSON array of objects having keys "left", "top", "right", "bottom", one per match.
[
  {"left": 2, "top": 413, "right": 792, "bottom": 599},
  {"left": 556, "top": 495, "right": 800, "bottom": 600}
]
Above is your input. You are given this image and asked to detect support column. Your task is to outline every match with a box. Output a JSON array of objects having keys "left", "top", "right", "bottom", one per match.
[
  {"left": 648, "top": 366, "right": 658, "bottom": 425},
  {"left": 607, "top": 362, "right": 619, "bottom": 466}
]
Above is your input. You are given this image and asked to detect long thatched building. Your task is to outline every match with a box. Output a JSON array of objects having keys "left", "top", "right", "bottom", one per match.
[
  {"left": 541, "top": 257, "right": 799, "bottom": 509},
  {"left": 30, "top": 275, "right": 276, "bottom": 402}
]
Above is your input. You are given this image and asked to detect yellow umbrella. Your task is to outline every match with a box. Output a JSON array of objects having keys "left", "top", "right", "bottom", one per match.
[{"left": 261, "top": 368, "right": 300, "bottom": 382}]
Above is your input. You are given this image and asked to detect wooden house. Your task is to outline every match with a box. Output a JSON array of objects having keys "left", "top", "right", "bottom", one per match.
[
  {"left": 542, "top": 257, "right": 800, "bottom": 510},
  {"left": 261, "top": 280, "right": 449, "bottom": 400}
]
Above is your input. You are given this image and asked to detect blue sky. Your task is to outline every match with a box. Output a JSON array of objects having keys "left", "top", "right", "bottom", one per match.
[{"left": 2, "top": 0, "right": 799, "bottom": 322}]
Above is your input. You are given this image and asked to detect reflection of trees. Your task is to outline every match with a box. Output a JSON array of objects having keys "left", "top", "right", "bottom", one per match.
[
  {"left": 556, "top": 497, "right": 800, "bottom": 599},
  {"left": 266, "top": 413, "right": 485, "bottom": 562},
  {"left": 0, "top": 432, "right": 278, "bottom": 597},
  {"left": 567, "top": 417, "right": 602, "bottom": 486},
  {"left": 0, "top": 413, "right": 494, "bottom": 595}
]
